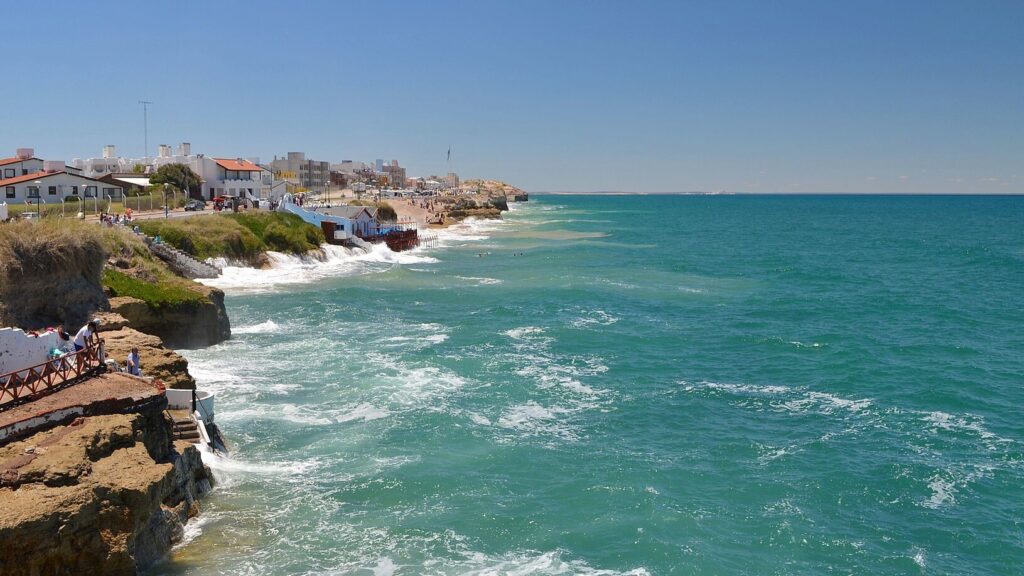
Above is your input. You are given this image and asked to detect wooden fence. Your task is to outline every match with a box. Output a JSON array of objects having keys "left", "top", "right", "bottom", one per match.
[{"left": 0, "top": 340, "right": 106, "bottom": 408}]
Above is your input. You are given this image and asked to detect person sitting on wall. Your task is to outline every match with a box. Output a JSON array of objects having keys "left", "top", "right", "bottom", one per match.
[
  {"left": 73, "top": 320, "right": 98, "bottom": 352},
  {"left": 126, "top": 347, "right": 141, "bottom": 376}
]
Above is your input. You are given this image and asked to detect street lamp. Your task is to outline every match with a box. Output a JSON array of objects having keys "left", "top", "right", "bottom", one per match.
[{"left": 31, "top": 180, "right": 42, "bottom": 218}]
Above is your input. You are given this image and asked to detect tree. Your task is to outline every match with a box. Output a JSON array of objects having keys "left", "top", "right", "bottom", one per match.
[{"left": 150, "top": 163, "right": 201, "bottom": 197}]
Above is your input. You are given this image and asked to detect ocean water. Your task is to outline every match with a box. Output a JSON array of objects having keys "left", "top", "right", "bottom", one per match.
[{"left": 154, "top": 195, "right": 1024, "bottom": 575}]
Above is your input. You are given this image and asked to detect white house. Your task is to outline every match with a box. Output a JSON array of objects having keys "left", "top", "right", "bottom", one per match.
[
  {"left": 321, "top": 205, "right": 379, "bottom": 237},
  {"left": 0, "top": 166, "right": 123, "bottom": 204},
  {"left": 0, "top": 149, "right": 45, "bottom": 180},
  {"left": 195, "top": 157, "right": 272, "bottom": 201}
]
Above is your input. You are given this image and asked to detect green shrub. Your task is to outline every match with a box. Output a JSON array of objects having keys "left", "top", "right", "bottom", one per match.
[
  {"left": 136, "top": 212, "right": 323, "bottom": 264},
  {"left": 102, "top": 268, "right": 207, "bottom": 310}
]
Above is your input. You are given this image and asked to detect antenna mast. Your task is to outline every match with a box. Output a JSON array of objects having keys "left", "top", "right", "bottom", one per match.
[{"left": 139, "top": 100, "right": 153, "bottom": 160}]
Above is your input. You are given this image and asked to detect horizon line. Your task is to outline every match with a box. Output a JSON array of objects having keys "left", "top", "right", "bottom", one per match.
[{"left": 533, "top": 191, "right": 1024, "bottom": 196}]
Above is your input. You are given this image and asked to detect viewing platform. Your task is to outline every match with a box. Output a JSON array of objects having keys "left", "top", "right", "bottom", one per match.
[{"left": 0, "top": 372, "right": 166, "bottom": 445}]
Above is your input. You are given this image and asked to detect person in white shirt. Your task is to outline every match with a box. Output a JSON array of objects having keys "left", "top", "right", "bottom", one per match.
[
  {"left": 126, "top": 347, "right": 141, "bottom": 376},
  {"left": 73, "top": 321, "right": 98, "bottom": 352}
]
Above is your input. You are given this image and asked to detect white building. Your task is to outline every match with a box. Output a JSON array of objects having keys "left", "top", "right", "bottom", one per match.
[
  {"left": 73, "top": 143, "right": 283, "bottom": 202},
  {"left": 195, "top": 157, "right": 273, "bottom": 201},
  {"left": 0, "top": 149, "right": 44, "bottom": 179},
  {"left": 0, "top": 164, "right": 123, "bottom": 204}
]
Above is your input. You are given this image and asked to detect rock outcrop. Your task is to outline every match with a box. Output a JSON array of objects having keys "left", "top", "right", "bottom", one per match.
[
  {"left": 101, "top": 326, "right": 196, "bottom": 390},
  {"left": 0, "top": 222, "right": 109, "bottom": 330},
  {"left": 0, "top": 411, "right": 213, "bottom": 575},
  {"left": 109, "top": 284, "right": 231, "bottom": 349}
]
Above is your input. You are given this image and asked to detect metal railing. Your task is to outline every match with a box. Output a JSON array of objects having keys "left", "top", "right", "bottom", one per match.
[{"left": 0, "top": 339, "right": 106, "bottom": 408}]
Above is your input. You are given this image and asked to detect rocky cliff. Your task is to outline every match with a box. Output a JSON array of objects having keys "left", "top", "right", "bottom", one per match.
[
  {"left": 99, "top": 319, "right": 197, "bottom": 390},
  {"left": 0, "top": 411, "right": 213, "bottom": 575},
  {"left": 0, "top": 221, "right": 108, "bottom": 330},
  {"left": 108, "top": 285, "right": 231, "bottom": 350}
]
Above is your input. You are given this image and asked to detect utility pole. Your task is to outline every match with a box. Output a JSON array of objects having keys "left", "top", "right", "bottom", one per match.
[{"left": 139, "top": 100, "right": 152, "bottom": 160}]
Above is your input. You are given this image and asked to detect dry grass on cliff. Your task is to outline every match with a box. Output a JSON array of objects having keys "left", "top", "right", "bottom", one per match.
[{"left": 0, "top": 219, "right": 108, "bottom": 277}]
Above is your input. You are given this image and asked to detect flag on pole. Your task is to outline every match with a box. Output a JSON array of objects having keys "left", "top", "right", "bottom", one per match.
[{"left": 447, "top": 147, "right": 451, "bottom": 162}]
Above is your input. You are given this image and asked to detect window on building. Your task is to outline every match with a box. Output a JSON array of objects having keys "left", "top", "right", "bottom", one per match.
[
  {"left": 103, "top": 188, "right": 118, "bottom": 199},
  {"left": 5, "top": 187, "right": 13, "bottom": 199},
  {"left": 21, "top": 169, "right": 28, "bottom": 176},
  {"left": 27, "top": 186, "right": 39, "bottom": 198},
  {"left": 49, "top": 186, "right": 57, "bottom": 195},
  {"left": 3, "top": 169, "right": 13, "bottom": 178},
  {"left": 84, "top": 186, "right": 96, "bottom": 198},
  {"left": 71, "top": 186, "right": 78, "bottom": 195}
]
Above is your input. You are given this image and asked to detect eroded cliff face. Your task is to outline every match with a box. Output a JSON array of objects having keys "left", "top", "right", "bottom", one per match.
[
  {"left": 0, "top": 226, "right": 108, "bottom": 330},
  {"left": 0, "top": 411, "right": 212, "bottom": 575},
  {"left": 109, "top": 285, "right": 231, "bottom": 349},
  {"left": 100, "top": 322, "right": 197, "bottom": 390}
]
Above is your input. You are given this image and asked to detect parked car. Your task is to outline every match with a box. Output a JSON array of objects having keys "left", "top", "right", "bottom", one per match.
[{"left": 184, "top": 200, "right": 206, "bottom": 211}]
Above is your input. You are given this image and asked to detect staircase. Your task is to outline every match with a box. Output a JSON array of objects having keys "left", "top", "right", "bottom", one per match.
[
  {"left": 169, "top": 409, "right": 201, "bottom": 441},
  {"left": 147, "top": 239, "right": 222, "bottom": 279}
]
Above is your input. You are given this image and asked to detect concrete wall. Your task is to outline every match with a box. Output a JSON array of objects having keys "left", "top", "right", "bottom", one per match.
[{"left": 0, "top": 328, "right": 58, "bottom": 375}]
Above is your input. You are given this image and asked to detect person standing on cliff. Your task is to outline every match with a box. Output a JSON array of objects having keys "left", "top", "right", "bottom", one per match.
[
  {"left": 73, "top": 320, "right": 97, "bottom": 352},
  {"left": 126, "top": 347, "right": 141, "bottom": 376}
]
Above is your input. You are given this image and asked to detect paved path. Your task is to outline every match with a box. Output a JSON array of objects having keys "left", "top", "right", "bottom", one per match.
[{"left": 0, "top": 373, "right": 165, "bottom": 445}]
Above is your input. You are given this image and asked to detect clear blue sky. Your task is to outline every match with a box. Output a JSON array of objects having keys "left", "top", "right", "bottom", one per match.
[{"left": 3, "top": 0, "right": 1021, "bottom": 193}]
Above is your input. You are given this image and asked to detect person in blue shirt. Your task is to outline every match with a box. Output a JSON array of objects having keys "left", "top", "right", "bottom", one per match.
[{"left": 126, "top": 347, "right": 141, "bottom": 376}]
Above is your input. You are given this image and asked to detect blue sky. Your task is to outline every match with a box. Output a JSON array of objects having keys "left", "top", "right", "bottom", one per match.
[{"left": 2, "top": 0, "right": 1021, "bottom": 193}]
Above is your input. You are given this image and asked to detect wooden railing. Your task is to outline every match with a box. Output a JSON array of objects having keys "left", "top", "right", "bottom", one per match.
[{"left": 0, "top": 339, "right": 106, "bottom": 408}]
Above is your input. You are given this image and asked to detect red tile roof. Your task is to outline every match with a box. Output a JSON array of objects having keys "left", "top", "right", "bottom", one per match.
[
  {"left": 0, "top": 171, "right": 55, "bottom": 187},
  {"left": 0, "top": 170, "right": 113, "bottom": 187},
  {"left": 213, "top": 158, "right": 265, "bottom": 171},
  {"left": 0, "top": 156, "right": 42, "bottom": 167}
]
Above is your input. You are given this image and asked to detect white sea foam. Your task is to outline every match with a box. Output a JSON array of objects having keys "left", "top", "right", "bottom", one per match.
[
  {"left": 199, "top": 445, "right": 320, "bottom": 481},
  {"left": 233, "top": 319, "right": 281, "bottom": 334},
  {"left": 497, "top": 402, "right": 579, "bottom": 441},
  {"left": 789, "top": 340, "right": 825, "bottom": 348},
  {"left": 782, "top": 392, "right": 872, "bottom": 414},
  {"left": 172, "top": 511, "right": 220, "bottom": 550},
  {"left": 468, "top": 412, "right": 492, "bottom": 426},
  {"left": 371, "top": 557, "right": 398, "bottom": 576},
  {"left": 569, "top": 309, "right": 619, "bottom": 328},
  {"left": 911, "top": 547, "right": 927, "bottom": 569},
  {"left": 504, "top": 326, "right": 546, "bottom": 340},
  {"left": 681, "top": 380, "right": 871, "bottom": 416},
  {"left": 439, "top": 549, "right": 650, "bottom": 576},
  {"left": 455, "top": 275, "right": 504, "bottom": 286},
  {"left": 923, "top": 475, "right": 956, "bottom": 509},
  {"left": 922, "top": 411, "right": 1008, "bottom": 445},
  {"left": 199, "top": 243, "right": 438, "bottom": 293}
]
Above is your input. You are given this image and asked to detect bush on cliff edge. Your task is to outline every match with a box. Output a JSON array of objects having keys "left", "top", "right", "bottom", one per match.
[{"left": 137, "top": 212, "right": 324, "bottom": 265}]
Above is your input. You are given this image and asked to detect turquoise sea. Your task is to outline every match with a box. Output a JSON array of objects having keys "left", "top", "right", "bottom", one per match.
[{"left": 156, "top": 195, "right": 1024, "bottom": 575}]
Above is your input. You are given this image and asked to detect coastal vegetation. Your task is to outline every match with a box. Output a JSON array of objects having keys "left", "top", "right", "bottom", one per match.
[
  {"left": 136, "top": 212, "right": 324, "bottom": 264},
  {"left": 149, "top": 163, "right": 202, "bottom": 196},
  {"left": 102, "top": 268, "right": 208, "bottom": 310}
]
